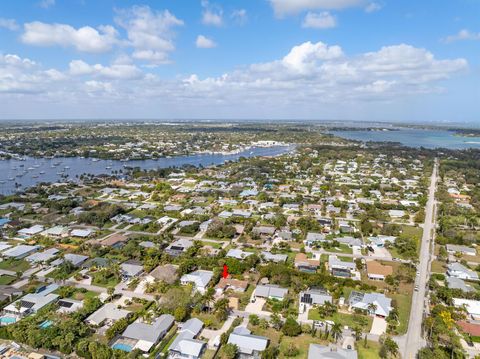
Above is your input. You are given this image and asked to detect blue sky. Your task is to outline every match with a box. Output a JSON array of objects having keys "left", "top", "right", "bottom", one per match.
[{"left": 0, "top": 0, "right": 478, "bottom": 123}]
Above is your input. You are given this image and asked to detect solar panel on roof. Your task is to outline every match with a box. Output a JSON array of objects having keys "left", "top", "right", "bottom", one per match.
[
  {"left": 20, "top": 300, "right": 35, "bottom": 309},
  {"left": 58, "top": 300, "right": 73, "bottom": 308}
]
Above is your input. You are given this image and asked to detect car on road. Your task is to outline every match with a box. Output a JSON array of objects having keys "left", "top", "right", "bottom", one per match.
[{"left": 414, "top": 285, "right": 419, "bottom": 291}]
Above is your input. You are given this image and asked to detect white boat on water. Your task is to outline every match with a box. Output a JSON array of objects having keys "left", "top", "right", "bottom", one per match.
[
  {"left": 8, "top": 177, "right": 14, "bottom": 181},
  {"left": 0, "top": 180, "right": 5, "bottom": 184},
  {"left": 27, "top": 167, "right": 34, "bottom": 171},
  {"left": 40, "top": 171, "right": 45, "bottom": 174}
]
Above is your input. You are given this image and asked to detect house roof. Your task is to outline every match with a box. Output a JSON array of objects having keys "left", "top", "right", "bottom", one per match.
[
  {"left": 101, "top": 233, "right": 128, "bottom": 246},
  {"left": 149, "top": 264, "right": 179, "bottom": 283},
  {"left": 122, "top": 314, "right": 174, "bottom": 344},
  {"left": 227, "top": 326, "right": 268, "bottom": 355},
  {"left": 181, "top": 270, "right": 213, "bottom": 289},
  {"left": 457, "top": 321, "right": 480, "bottom": 337},
  {"left": 86, "top": 303, "right": 130, "bottom": 325},
  {"left": 254, "top": 284, "right": 288, "bottom": 299},
  {"left": 169, "top": 318, "right": 205, "bottom": 356},
  {"left": 216, "top": 277, "right": 248, "bottom": 291},
  {"left": 308, "top": 344, "right": 358, "bottom": 359}
]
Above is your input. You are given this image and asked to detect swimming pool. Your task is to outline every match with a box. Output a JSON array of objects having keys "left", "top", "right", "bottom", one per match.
[
  {"left": 0, "top": 316, "right": 16, "bottom": 325},
  {"left": 112, "top": 343, "right": 133, "bottom": 352},
  {"left": 39, "top": 320, "right": 52, "bottom": 329}
]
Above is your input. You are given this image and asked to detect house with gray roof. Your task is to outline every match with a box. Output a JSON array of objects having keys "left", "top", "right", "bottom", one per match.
[
  {"left": 180, "top": 270, "right": 213, "bottom": 294},
  {"left": 328, "top": 255, "right": 356, "bottom": 278},
  {"left": 446, "top": 244, "right": 476, "bottom": 256},
  {"left": 26, "top": 248, "right": 59, "bottom": 263},
  {"left": 3, "top": 284, "right": 59, "bottom": 320},
  {"left": 227, "top": 326, "right": 268, "bottom": 359},
  {"left": 447, "top": 262, "right": 479, "bottom": 281},
  {"left": 226, "top": 249, "right": 253, "bottom": 260},
  {"left": 308, "top": 344, "right": 357, "bottom": 359},
  {"left": 114, "top": 314, "right": 174, "bottom": 352},
  {"left": 168, "top": 318, "right": 205, "bottom": 359},
  {"left": 254, "top": 284, "right": 288, "bottom": 301},
  {"left": 120, "top": 260, "right": 144, "bottom": 280},
  {"left": 261, "top": 251, "right": 288, "bottom": 263},
  {"left": 2, "top": 245, "right": 40, "bottom": 259},
  {"left": 446, "top": 277, "right": 474, "bottom": 293},
  {"left": 299, "top": 288, "right": 332, "bottom": 306},
  {"left": 166, "top": 238, "right": 194, "bottom": 257},
  {"left": 348, "top": 291, "right": 392, "bottom": 317},
  {"left": 86, "top": 303, "right": 131, "bottom": 326}
]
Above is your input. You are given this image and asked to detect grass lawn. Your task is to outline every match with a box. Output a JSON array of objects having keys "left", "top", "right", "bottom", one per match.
[
  {"left": 431, "top": 260, "right": 446, "bottom": 273},
  {"left": 193, "top": 312, "right": 225, "bottom": 330},
  {"left": 0, "top": 259, "right": 30, "bottom": 272},
  {"left": 202, "top": 349, "right": 216, "bottom": 359},
  {"left": 357, "top": 340, "right": 381, "bottom": 359},
  {"left": 72, "top": 290, "right": 98, "bottom": 301},
  {"left": 390, "top": 292, "right": 411, "bottom": 334},
  {"left": 199, "top": 240, "right": 224, "bottom": 249},
  {"left": 91, "top": 276, "right": 120, "bottom": 288},
  {"left": 308, "top": 311, "right": 373, "bottom": 331},
  {"left": 278, "top": 335, "right": 328, "bottom": 359},
  {"left": 0, "top": 275, "right": 16, "bottom": 285}
]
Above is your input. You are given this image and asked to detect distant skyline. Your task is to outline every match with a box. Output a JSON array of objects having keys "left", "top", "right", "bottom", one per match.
[{"left": 0, "top": 0, "right": 478, "bottom": 122}]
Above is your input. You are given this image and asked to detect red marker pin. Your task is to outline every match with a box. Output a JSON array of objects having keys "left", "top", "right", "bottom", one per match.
[{"left": 222, "top": 264, "right": 229, "bottom": 279}]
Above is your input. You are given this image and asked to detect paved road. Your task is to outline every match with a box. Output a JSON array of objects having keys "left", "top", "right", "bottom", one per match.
[{"left": 401, "top": 159, "right": 438, "bottom": 359}]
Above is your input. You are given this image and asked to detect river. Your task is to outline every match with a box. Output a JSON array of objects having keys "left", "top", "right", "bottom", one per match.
[
  {"left": 330, "top": 128, "right": 480, "bottom": 149},
  {"left": 0, "top": 145, "right": 294, "bottom": 195}
]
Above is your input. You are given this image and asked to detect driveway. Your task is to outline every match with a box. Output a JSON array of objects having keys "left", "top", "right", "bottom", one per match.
[
  {"left": 201, "top": 315, "right": 236, "bottom": 349},
  {"left": 244, "top": 298, "right": 270, "bottom": 316},
  {"left": 370, "top": 316, "right": 387, "bottom": 336}
]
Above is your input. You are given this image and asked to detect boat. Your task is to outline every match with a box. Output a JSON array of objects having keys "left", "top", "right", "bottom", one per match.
[
  {"left": 19, "top": 164, "right": 24, "bottom": 167},
  {"left": 0, "top": 180, "right": 5, "bottom": 184},
  {"left": 106, "top": 166, "right": 112, "bottom": 169},
  {"left": 40, "top": 171, "right": 45, "bottom": 174},
  {"left": 92, "top": 158, "right": 99, "bottom": 162},
  {"left": 64, "top": 166, "right": 70, "bottom": 169},
  {"left": 32, "top": 175, "right": 39, "bottom": 179},
  {"left": 27, "top": 167, "right": 34, "bottom": 171},
  {"left": 16, "top": 174, "right": 23, "bottom": 178},
  {"left": 8, "top": 177, "right": 14, "bottom": 181}
]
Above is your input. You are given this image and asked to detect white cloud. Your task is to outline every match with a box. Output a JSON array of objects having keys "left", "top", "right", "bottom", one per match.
[
  {"left": 0, "top": 18, "right": 19, "bottom": 31},
  {"left": 302, "top": 11, "right": 337, "bottom": 29},
  {"left": 115, "top": 6, "right": 183, "bottom": 65},
  {"left": 0, "top": 42, "right": 468, "bottom": 119},
  {"left": 201, "top": 1, "right": 223, "bottom": 26},
  {"left": 196, "top": 35, "right": 217, "bottom": 48},
  {"left": 21, "top": 22, "right": 119, "bottom": 53},
  {"left": 231, "top": 9, "right": 247, "bottom": 25},
  {"left": 442, "top": 29, "right": 480, "bottom": 43},
  {"left": 269, "top": 0, "right": 364, "bottom": 16},
  {"left": 39, "top": 0, "right": 55, "bottom": 9},
  {"left": 69, "top": 58, "right": 143, "bottom": 80},
  {"left": 365, "top": 2, "right": 382, "bottom": 13}
]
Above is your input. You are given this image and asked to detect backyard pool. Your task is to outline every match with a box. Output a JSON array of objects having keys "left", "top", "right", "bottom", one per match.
[
  {"left": 0, "top": 316, "right": 16, "bottom": 325},
  {"left": 39, "top": 320, "right": 53, "bottom": 329},
  {"left": 112, "top": 343, "right": 133, "bottom": 352}
]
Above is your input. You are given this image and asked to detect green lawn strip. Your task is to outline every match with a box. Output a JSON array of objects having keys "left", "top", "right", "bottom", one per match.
[
  {"left": 357, "top": 340, "right": 381, "bottom": 359},
  {"left": 0, "top": 275, "right": 16, "bottom": 285},
  {"left": 390, "top": 292, "right": 411, "bottom": 334},
  {"left": 0, "top": 259, "right": 30, "bottom": 272},
  {"left": 307, "top": 311, "right": 373, "bottom": 332}
]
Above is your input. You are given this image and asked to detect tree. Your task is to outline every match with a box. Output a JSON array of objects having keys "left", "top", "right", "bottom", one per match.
[
  {"left": 381, "top": 336, "right": 399, "bottom": 358},
  {"left": 283, "top": 342, "right": 300, "bottom": 357},
  {"left": 367, "top": 303, "right": 378, "bottom": 315},
  {"left": 330, "top": 322, "right": 343, "bottom": 343},
  {"left": 214, "top": 298, "right": 230, "bottom": 322},
  {"left": 270, "top": 313, "right": 282, "bottom": 330},
  {"left": 262, "top": 346, "right": 279, "bottom": 359},
  {"left": 249, "top": 314, "right": 260, "bottom": 326},
  {"left": 106, "top": 286, "right": 114, "bottom": 301},
  {"left": 174, "top": 306, "right": 188, "bottom": 322},
  {"left": 220, "top": 343, "right": 238, "bottom": 359},
  {"left": 353, "top": 326, "right": 362, "bottom": 341},
  {"left": 281, "top": 317, "right": 302, "bottom": 337}
]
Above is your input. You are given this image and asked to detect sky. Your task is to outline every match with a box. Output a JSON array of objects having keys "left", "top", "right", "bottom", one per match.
[{"left": 0, "top": 0, "right": 478, "bottom": 123}]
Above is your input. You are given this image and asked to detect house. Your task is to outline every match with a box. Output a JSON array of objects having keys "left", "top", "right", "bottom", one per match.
[
  {"left": 18, "top": 225, "right": 44, "bottom": 237},
  {"left": 260, "top": 251, "right": 287, "bottom": 263},
  {"left": 148, "top": 264, "right": 179, "bottom": 284},
  {"left": 305, "top": 232, "right": 326, "bottom": 247},
  {"left": 308, "top": 344, "right": 357, "bottom": 359},
  {"left": 2, "top": 245, "right": 40, "bottom": 259},
  {"left": 446, "top": 244, "right": 476, "bottom": 256},
  {"left": 63, "top": 253, "right": 89, "bottom": 267},
  {"left": 70, "top": 229, "right": 93, "bottom": 238},
  {"left": 446, "top": 277, "right": 474, "bottom": 293},
  {"left": 86, "top": 303, "right": 131, "bottom": 326},
  {"left": 367, "top": 235, "right": 396, "bottom": 247},
  {"left": 26, "top": 248, "right": 59, "bottom": 263},
  {"left": 335, "top": 236, "right": 362, "bottom": 248},
  {"left": 294, "top": 253, "right": 320, "bottom": 273},
  {"left": 0, "top": 285, "right": 22, "bottom": 303},
  {"left": 180, "top": 270, "right": 213, "bottom": 294},
  {"left": 389, "top": 210, "right": 405, "bottom": 218},
  {"left": 457, "top": 321, "right": 480, "bottom": 338},
  {"left": 215, "top": 277, "right": 248, "bottom": 295},
  {"left": 113, "top": 314, "right": 174, "bottom": 352},
  {"left": 226, "top": 249, "right": 253, "bottom": 260},
  {"left": 253, "top": 284, "right": 288, "bottom": 301},
  {"left": 328, "top": 255, "right": 356, "bottom": 278},
  {"left": 348, "top": 291, "right": 392, "bottom": 317},
  {"left": 447, "top": 263, "right": 479, "bottom": 281},
  {"left": 57, "top": 298, "right": 84, "bottom": 314},
  {"left": 168, "top": 318, "right": 205, "bottom": 359},
  {"left": 453, "top": 298, "right": 480, "bottom": 320},
  {"left": 366, "top": 261, "right": 393, "bottom": 281},
  {"left": 338, "top": 221, "right": 355, "bottom": 234},
  {"left": 166, "top": 238, "right": 193, "bottom": 257},
  {"left": 299, "top": 288, "right": 332, "bottom": 306},
  {"left": 101, "top": 233, "right": 128, "bottom": 248},
  {"left": 0, "top": 218, "right": 11, "bottom": 229},
  {"left": 82, "top": 257, "right": 117, "bottom": 270},
  {"left": 227, "top": 326, "right": 269, "bottom": 358},
  {"left": 252, "top": 226, "right": 276, "bottom": 237},
  {"left": 41, "top": 226, "right": 68, "bottom": 237},
  {"left": 3, "top": 284, "right": 59, "bottom": 320},
  {"left": 120, "top": 260, "right": 144, "bottom": 280}
]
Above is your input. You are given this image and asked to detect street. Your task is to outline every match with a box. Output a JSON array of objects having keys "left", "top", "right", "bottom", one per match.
[{"left": 400, "top": 159, "right": 438, "bottom": 358}]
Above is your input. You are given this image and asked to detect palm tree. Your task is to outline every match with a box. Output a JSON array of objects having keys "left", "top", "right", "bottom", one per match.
[
  {"left": 367, "top": 303, "right": 377, "bottom": 316},
  {"left": 353, "top": 326, "right": 362, "bottom": 341},
  {"left": 330, "top": 322, "right": 343, "bottom": 343}
]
